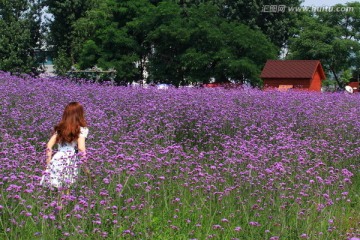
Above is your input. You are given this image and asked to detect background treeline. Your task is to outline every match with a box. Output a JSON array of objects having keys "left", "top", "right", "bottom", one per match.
[{"left": 1, "top": 0, "right": 360, "bottom": 87}]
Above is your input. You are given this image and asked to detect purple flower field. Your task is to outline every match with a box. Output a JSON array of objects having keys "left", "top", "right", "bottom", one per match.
[{"left": 0, "top": 71, "right": 359, "bottom": 239}]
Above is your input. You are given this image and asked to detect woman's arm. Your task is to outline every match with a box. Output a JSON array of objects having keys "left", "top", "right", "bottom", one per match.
[
  {"left": 77, "top": 136, "right": 90, "bottom": 175},
  {"left": 77, "top": 136, "right": 86, "bottom": 154},
  {"left": 46, "top": 134, "right": 57, "bottom": 165}
]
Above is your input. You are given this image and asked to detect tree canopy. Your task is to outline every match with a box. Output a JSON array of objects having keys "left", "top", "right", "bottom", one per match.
[
  {"left": 70, "top": 0, "right": 277, "bottom": 86},
  {"left": 2, "top": 0, "right": 359, "bottom": 88},
  {"left": 287, "top": 3, "right": 360, "bottom": 88},
  {"left": 0, "top": 0, "right": 44, "bottom": 73}
]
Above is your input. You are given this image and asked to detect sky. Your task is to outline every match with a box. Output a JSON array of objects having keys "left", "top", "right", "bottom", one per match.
[{"left": 302, "top": 0, "right": 357, "bottom": 6}]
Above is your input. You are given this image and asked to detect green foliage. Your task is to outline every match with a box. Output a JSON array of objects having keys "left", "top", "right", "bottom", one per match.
[
  {"left": 341, "top": 69, "right": 353, "bottom": 85},
  {"left": 53, "top": 48, "right": 72, "bottom": 75},
  {"left": 73, "top": 1, "right": 276, "bottom": 86},
  {"left": 154, "top": 0, "right": 303, "bottom": 49},
  {"left": 147, "top": 2, "right": 277, "bottom": 86},
  {"left": 0, "top": 0, "right": 44, "bottom": 73},
  {"left": 177, "top": 6, "right": 277, "bottom": 86},
  {"left": 8, "top": 0, "right": 353, "bottom": 86},
  {"left": 0, "top": 0, "right": 291, "bottom": 83},
  {"left": 45, "top": 0, "right": 96, "bottom": 72},
  {"left": 287, "top": 3, "right": 360, "bottom": 88},
  {"left": 72, "top": 0, "right": 153, "bottom": 84},
  {"left": 145, "top": 1, "right": 191, "bottom": 86},
  {"left": 214, "top": 0, "right": 303, "bottom": 49},
  {"left": 79, "top": 40, "right": 101, "bottom": 68}
]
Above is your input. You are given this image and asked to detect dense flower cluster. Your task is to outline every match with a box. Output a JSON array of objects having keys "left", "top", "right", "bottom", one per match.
[{"left": 0, "top": 72, "right": 359, "bottom": 239}]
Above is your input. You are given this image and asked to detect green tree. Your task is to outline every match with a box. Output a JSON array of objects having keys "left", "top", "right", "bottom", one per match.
[
  {"left": 74, "top": 1, "right": 276, "bottom": 86},
  {"left": 150, "top": 0, "right": 302, "bottom": 50},
  {"left": 45, "top": 0, "right": 95, "bottom": 73},
  {"left": 212, "top": 0, "right": 303, "bottom": 50},
  {"left": 146, "top": 2, "right": 276, "bottom": 86},
  {"left": 0, "top": 0, "right": 44, "bottom": 73},
  {"left": 287, "top": 3, "right": 360, "bottom": 88},
  {"left": 74, "top": 0, "right": 153, "bottom": 84},
  {"left": 144, "top": 1, "right": 190, "bottom": 86}
]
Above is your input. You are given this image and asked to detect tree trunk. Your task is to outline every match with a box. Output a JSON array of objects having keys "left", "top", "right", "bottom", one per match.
[{"left": 330, "top": 67, "right": 343, "bottom": 89}]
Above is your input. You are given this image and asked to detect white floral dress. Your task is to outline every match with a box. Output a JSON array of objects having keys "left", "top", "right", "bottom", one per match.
[{"left": 40, "top": 127, "right": 89, "bottom": 188}]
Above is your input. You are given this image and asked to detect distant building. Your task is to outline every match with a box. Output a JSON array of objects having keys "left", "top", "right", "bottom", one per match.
[
  {"left": 260, "top": 60, "right": 326, "bottom": 91},
  {"left": 348, "top": 72, "right": 360, "bottom": 93}
]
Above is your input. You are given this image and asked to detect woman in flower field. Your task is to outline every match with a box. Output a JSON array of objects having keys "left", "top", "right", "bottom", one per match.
[
  {"left": 1, "top": 74, "right": 359, "bottom": 239},
  {"left": 40, "top": 102, "right": 89, "bottom": 193}
]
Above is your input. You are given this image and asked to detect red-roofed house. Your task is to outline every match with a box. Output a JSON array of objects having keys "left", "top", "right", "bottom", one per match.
[{"left": 260, "top": 60, "right": 326, "bottom": 91}]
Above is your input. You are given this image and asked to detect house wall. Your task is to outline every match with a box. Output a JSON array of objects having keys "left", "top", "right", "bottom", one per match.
[
  {"left": 348, "top": 82, "right": 359, "bottom": 92},
  {"left": 309, "top": 70, "right": 322, "bottom": 91},
  {"left": 263, "top": 78, "right": 311, "bottom": 89}
]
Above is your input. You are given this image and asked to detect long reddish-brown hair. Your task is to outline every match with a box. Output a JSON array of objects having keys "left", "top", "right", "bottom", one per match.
[{"left": 54, "top": 102, "right": 87, "bottom": 143}]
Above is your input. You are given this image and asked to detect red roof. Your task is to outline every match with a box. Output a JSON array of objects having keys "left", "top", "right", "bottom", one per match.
[{"left": 260, "top": 60, "right": 326, "bottom": 80}]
